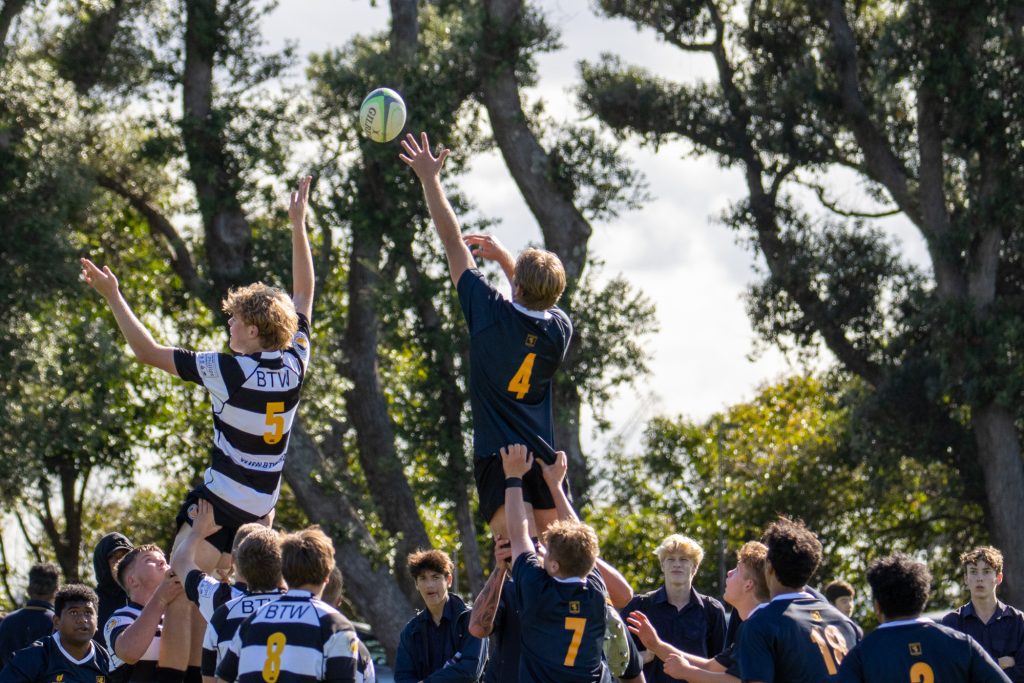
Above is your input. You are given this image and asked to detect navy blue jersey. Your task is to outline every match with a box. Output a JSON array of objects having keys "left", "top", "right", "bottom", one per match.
[
  {"left": 0, "top": 601, "right": 55, "bottom": 668},
  {"left": 0, "top": 634, "right": 110, "bottom": 683},
  {"left": 512, "top": 552, "right": 606, "bottom": 683},
  {"left": 457, "top": 270, "right": 572, "bottom": 463},
  {"left": 484, "top": 580, "right": 520, "bottom": 683},
  {"left": 838, "top": 618, "right": 1010, "bottom": 683},
  {"left": 738, "top": 592, "right": 860, "bottom": 683}
]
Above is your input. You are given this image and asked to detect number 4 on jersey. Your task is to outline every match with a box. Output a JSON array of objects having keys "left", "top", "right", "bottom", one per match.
[{"left": 507, "top": 353, "right": 537, "bottom": 399}]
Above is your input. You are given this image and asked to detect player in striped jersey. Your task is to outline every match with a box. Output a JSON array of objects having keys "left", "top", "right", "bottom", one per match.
[
  {"left": 81, "top": 174, "right": 316, "bottom": 572},
  {"left": 104, "top": 545, "right": 185, "bottom": 683},
  {"left": 216, "top": 527, "right": 364, "bottom": 683},
  {"left": 202, "top": 528, "right": 283, "bottom": 683}
]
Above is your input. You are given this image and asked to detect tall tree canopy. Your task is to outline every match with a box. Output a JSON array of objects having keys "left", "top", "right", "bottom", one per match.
[{"left": 582, "top": 0, "right": 1024, "bottom": 600}]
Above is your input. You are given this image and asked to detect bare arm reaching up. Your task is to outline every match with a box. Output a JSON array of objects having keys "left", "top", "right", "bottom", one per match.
[
  {"left": 81, "top": 258, "right": 178, "bottom": 376},
  {"left": 399, "top": 132, "right": 475, "bottom": 287}
]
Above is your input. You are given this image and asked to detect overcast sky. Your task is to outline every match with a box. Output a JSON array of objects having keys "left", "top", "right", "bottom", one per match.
[{"left": 260, "top": 0, "right": 879, "bottom": 451}]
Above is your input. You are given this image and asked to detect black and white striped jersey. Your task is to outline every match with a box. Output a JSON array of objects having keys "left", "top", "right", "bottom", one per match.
[
  {"left": 174, "top": 313, "right": 311, "bottom": 520},
  {"left": 103, "top": 602, "right": 160, "bottom": 683},
  {"left": 217, "top": 590, "right": 363, "bottom": 683},
  {"left": 184, "top": 570, "right": 248, "bottom": 622},
  {"left": 202, "top": 590, "right": 284, "bottom": 677}
]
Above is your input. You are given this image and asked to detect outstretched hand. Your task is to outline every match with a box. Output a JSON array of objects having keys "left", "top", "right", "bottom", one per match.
[
  {"left": 399, "top": 132, "right": 449, "bottom": 181},
  {"left": 500, "top": 443, "right": 534, "bottom": 479},
  {"left": 540, "top": 451, "right": 568, "bottom": 489},
  {"left": 664, "top": 652, "right": 699, "bottom": 679},
  {"left": 626, "top": 611, "right": 663, "bottom": 652},
  {"left": 464, "top": 234, "right": 512, "bottom": 264},
  {"left": 289, "top": 175, "right": 312, "bottom": 227},
  {"left": 80, "top": 258, "right": 119, "bottom": 300},
  {"left": 191, "top": 499, "right": 223, "bottom": 539}
]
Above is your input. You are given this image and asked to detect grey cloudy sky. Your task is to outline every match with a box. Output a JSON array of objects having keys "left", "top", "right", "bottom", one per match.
[{"left": 261, "top": 0, "right": 855, "bottom": 449}]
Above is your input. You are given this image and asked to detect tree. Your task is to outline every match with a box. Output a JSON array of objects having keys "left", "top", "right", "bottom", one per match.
[
  {"left": 581, "top": 0, "right": 1024, "bottom": 600},
  {"left": 591, "top": 374, "right": 986, "bottom": 622}
]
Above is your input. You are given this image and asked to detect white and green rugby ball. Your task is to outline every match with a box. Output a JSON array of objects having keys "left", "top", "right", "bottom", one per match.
[{"left": 359, "top": 87, "right": 407, "bottom": 143}]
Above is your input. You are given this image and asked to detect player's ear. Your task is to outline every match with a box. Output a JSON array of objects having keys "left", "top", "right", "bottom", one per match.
[
  {"left": 996, "top": 572, "right": 1004, "bottom": 586},
  {"left": 446, "top": 574, "right": 453, "bottom": 588}
]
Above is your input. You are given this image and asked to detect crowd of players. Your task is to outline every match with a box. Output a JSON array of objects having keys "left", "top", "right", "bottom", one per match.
[{"left": 0, "top": 130, "right": 1020, "bottom": 683}]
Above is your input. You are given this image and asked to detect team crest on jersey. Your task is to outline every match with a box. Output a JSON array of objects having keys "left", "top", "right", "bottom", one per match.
[
  {"left": 525, "top": 334, "right": 537, "bottom": 348},
  {"left": 569, "top": 601, "right": 580, "bottom": 615},
  {"left": 56, "top": 675, "right": 64, "bottom": 682},
  {"left": 909, "top": 642, "right": 922, "bottom": 656},
  {"left": 97, "top": 677, "right": 106, "bottom": 683},
  {"left": 295, "top": 335, "right": 309, "bottom": 350},
  {"left": 811, "top": 610, "right": 822, "bottom": 622},
  {"left": 104, "top": 616, "right": 127, "bottom": 636}
]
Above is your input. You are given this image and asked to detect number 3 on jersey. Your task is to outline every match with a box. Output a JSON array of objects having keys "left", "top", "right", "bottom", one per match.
[{"left": 508, "top": 353, "right": 537, "bottom": 399}]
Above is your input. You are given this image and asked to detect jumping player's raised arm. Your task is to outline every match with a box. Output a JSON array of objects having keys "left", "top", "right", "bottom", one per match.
[
  {"left": 289, "top": 175, "right": 314, "bottom": 321},
  {"left": 400, "top": 131, "right": 475, "bottom": 287},
  {"left": 81, "top": 258, "right": 178, "bottom": 376},
  {"left": 500, "top": 444, "right": 534, "bottom": 561}
]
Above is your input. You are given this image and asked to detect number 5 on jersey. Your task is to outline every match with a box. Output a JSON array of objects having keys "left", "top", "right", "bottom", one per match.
[
  {"left": 508, "top": 353, "right": 537, "bottom": 399},
  {"left": 264, "top": 402, "right": 285, "bottom": 445}
]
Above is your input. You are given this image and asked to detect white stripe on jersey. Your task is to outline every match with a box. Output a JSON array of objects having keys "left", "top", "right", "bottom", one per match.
[
  {"left": 238, "top": 643, "right": 330, "bottom": 679},
  {"left": 104, "top": 605, "right": 161, "bottom": 671}
]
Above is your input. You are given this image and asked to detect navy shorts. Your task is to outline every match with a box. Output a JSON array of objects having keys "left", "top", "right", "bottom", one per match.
[
  {"left": 474, "top": 454, "right": 572, "bottom": 525},
  {"left": 173, "top": 487, "right": 254, "bottom": 555}
]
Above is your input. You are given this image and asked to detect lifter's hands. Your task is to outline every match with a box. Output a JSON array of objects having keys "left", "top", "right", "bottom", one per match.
[
  {"left": 154, "top": 569, "right": 184, "bottom": 607},
  {"left": 191, "top": 499, "right": 222, "bottom": 540},
  {"left": 500, "top": 444, "right": 534, "bottom": 479},
  {"left": 540, "top": 451, "right": 568, "bottom": 489},
  {"left": 289, "top": 175, "right": 312, "bottom": 228},
  {"left": 399, "top": 132, "right": 449, "bottom": 181},
  {"left": 80, "top": 258, "right": 119, "bottom": 300}
]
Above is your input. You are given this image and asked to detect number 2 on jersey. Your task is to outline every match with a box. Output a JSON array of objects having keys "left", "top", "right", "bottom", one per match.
[
  {"left": 264, "top": 402, "right": 285, "bottom": 445},
  {"left": 563, "top": 617, "right": 587, "bottom": 666},
  {"left": 507, "top": 353, "right": 537, "bottom": 399},
  {"left": 910, "top": 662, "right": 934, "bottom": 683},
  {"left": 262, "top": 631, "right": 286, "bottom": 683},
  {"left": 810, "top": 625, "right": 848, "bottom": 675}
]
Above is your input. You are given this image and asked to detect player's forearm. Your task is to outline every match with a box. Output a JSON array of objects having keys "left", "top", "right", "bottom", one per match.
[
  {"left": 291, "top": 216, "right": 315, "bottom": 320},
  {"left": 169, "top": 531, "right": 201, "bottom": 580},
  {"left": 468, "top": 565, "right": 507, "bottom": 637},
  {"left": 504, "top": 486, "right": 532, "bottom": 559},
  {"left": 497, "top": 252, "right": 515, "bottom": 291},
  {"left": 116, "top": 600, "right": 166, "bottom": 663},
  {"left": 595, "top": 558, "right": 633, "bottom": 609},
  {"left": 105, "top": 291, "right": 175, "bottom": 370},
  {"left": 420, "top": 176, "right": 473, "bottom": 281},
  {"left": 546, "top": 478, "right": 578, "bottom": 523}
]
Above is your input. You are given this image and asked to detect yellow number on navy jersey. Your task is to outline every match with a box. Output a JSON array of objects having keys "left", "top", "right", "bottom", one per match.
[
  {"left": 910, "top": 662, "right": 934, "bottom": 683},
  {"left": 810, "top": 625, "right": 848, "bottom": 675},
  {"left": 507, "top": 353, "right": 537, "bottom": 399},
  {"left": 563, "top": 616, "right": 587, "bottom": 667}
]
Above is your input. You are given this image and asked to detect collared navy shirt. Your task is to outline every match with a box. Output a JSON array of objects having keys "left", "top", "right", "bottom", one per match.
[
  {"left": 0, "top": 600, "right": 55, "bottom": 668},
  {"left": 942, "top": 601, "right": 1024, "bottom": 682},
  {"left": 621, "top": 586, "right": 726, "bottom": 683},
  {"left": 393, "top": 593, "right": 486, "bottom": 683},
  {"left": 0, "top": 633, "right": 111, "bottom": 683}
]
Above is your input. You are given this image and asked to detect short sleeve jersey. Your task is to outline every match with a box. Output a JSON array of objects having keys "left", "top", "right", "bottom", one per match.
[
  {"left": 174, "top": 313, "right": 310, "bottom": 521},
  {"left": 457, "top": 270, "right": 571, "bottom": 462},
  {"left": 738, "top": 592, "right": 860, "bottom": 683},
  {"left": 104, "top": 603, "right": 161, "bottom": 683},
  {"left": 512, "top": 552, "right": 607, "bottom": 683},
  {"left": 838, "top": 618, "right": 1010, "bottom": 683},
  {"left": 184, "top": 570, "right": 247, "bottom": 622},
  {"left": 202, "top": 590, "right": 284, "bottom": 677},
  {"left": 216, "top": 590, "right": 363, "bottom": 683}
]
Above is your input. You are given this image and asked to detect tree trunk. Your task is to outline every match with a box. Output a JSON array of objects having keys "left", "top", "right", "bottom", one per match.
[
  {"left": 182, "top": 0, "right": 251, "bottom": 294},
  {"left": 970, "top": 404, "right": 1024, "bottom": 606},
  {"left": 342, "top": 211, "right": 431, "bottom": 603},
  {"left": 480, "top": 0, "right": 594, "bottom": 500},
  {"left": 284, "top": 421, "right": 413, "bottom": 662}
]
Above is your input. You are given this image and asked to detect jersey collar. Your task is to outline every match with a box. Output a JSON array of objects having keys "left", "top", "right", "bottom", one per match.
[
  {"left": 551, "top": 575, "right": 586, "bottom": 584},
  {"left": 771, "top": 591, "right": 814, "bottom": 602},
  {"left": 54, "top": 633, "right": 96, "bottom": 665},
  {"left": 512, "top": 302, "right": 552, "bottom": 320},
  {"left": 878, "top": 617, "right": 934, "bottom": 629}
]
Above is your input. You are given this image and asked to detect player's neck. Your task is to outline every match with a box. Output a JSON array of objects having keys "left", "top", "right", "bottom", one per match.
[
  {"left": 664, "top": 581, "right": 692, "bottom": 607},
  {"left": 971, "top": 593, "right": 999, "bottom": 619},
  {"left": 737, "top": 595, "right": 764, "bottom": 620},
  {"left": 58, "top": 633, "right": 93, "bottom": 660}
]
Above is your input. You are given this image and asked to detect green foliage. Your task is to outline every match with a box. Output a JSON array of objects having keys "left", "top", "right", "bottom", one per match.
[{"left": 591, "top": 375, "right": 985, "bottom": 619}]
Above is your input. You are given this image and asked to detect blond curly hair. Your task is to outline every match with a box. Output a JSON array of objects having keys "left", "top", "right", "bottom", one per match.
[{"left": 222, "top": 283, "right": 298, "bottom": 350}]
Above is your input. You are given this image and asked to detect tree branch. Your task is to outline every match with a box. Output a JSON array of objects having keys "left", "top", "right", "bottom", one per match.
[
  {"left": 96, "top": 172, "right": 206, "bottom": 300},
  {"left": 797, "top": 178, "right": 900, "bottom": 218},
  {"left": 823, "top": 0, "right": 920, "bottom": 226}
]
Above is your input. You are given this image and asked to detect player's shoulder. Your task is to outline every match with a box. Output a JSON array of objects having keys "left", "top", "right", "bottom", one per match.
[
  {"left": 693, "top": 589, "right": 726, "bottom": 612},
  {"left": 312, "top": 598, "right": 355, "bottom": 631}
]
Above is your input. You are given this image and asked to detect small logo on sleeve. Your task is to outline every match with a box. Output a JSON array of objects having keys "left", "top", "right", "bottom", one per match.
[{"left": 197, "top": 352, "right": 220, "bottom": 381}]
